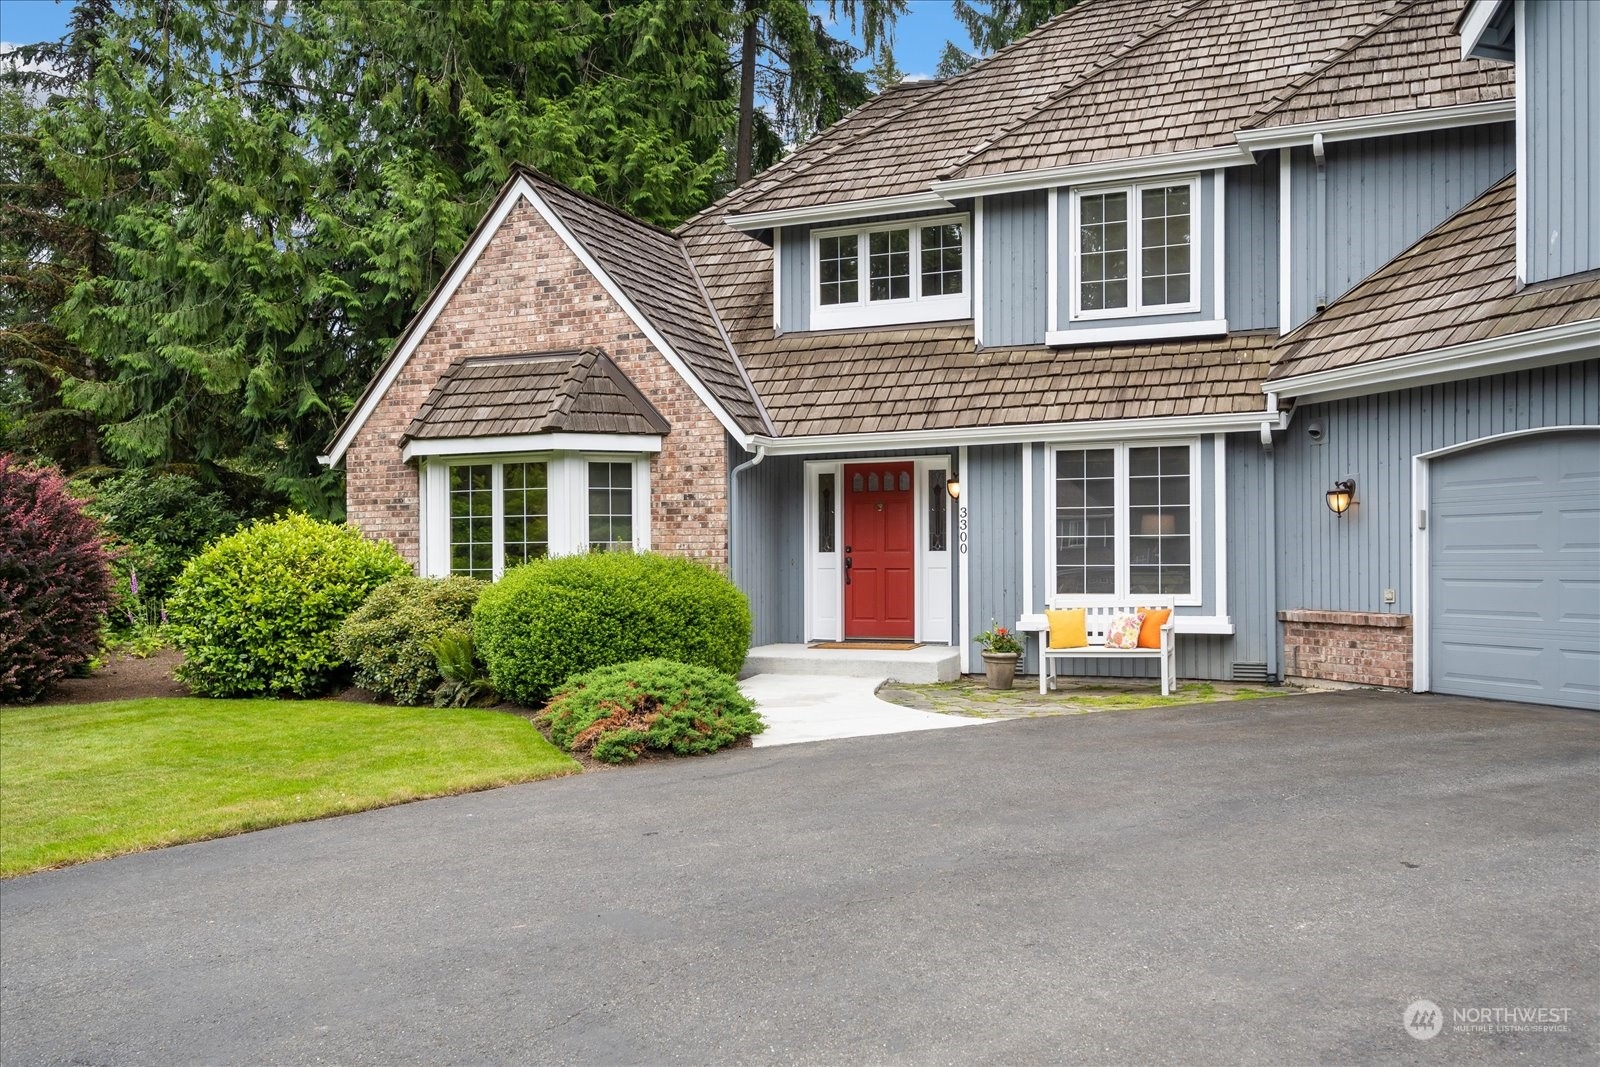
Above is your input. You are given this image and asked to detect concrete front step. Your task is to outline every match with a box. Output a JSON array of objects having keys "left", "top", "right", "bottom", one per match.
[{"left": 741, "top": 643, "right": 962, "bottom": 684}]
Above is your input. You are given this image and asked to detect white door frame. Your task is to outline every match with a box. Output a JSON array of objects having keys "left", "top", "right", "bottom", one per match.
[
  {"left": 803, "top": 455, "right": 952, "bottom": 643},
  {"left": 1410, "top": 424, "right": 1596, "bottom": 693}
]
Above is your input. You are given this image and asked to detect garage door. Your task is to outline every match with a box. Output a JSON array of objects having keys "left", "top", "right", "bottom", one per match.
[{"left": 1428, "top": 429, "right": 1600, "bottom": 710}]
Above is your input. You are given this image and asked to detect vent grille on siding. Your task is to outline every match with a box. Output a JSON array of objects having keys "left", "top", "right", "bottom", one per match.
[{"left": 1232, "top": 662, "right": 1270, "bottom": 683}]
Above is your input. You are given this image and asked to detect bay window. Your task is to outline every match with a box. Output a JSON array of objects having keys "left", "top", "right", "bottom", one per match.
[
  {"left": 427, "top": 454, "right": 650, "bottom": 578},
  {"left": 1070, "top": 177, "right": 1198, "bottom": 320},
  {"left": 1050, "top": 441, "right": 1199, "bottom": 604},
  {"left": 812, "top": 215, "right": 969, "bottom": 328}
]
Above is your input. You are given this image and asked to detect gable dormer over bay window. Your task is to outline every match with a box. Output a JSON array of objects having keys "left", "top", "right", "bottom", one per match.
[{"left": 805, "top": 214, "right": 970, "bottom": 330}]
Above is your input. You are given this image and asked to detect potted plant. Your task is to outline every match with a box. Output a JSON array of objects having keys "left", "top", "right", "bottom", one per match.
[{"left": 974, "top": 621, "right": 1023, "bottom": 690}]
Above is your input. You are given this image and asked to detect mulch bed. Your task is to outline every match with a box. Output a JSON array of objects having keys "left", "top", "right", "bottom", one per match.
[{"left": 33, "top": 648, "right": 189, "bottom": 706}]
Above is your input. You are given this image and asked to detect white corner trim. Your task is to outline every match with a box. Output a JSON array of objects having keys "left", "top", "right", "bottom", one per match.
[
  {"left": 1212, "top": 433, "right": 1229, "bottom": 622},
  {"left": 1268, "top": 318, "right": 1600, "bottom": 403},
  {"left": 1278, "top": 148, "right": 1293, "bottom": 335},
  {"left": 772, "top": 227, "right": 783, "bottom": 333},
  {"left": 973, "top": 197, "right": 985, "bottom": 346},
  {"left": 323, "top": 177, "right": 754, "bottom": 466},
  {"left": 1236, "top": 100, "right": 1515, "bottom": 153},
  {"left": 401, "top": 432, "right": 663, "bottom": 463},
  {"left": 321, "top": 187, "right": 529, "bottom": 466},
  {"left": 1046, "top": 187, "right": 1059, "bottom": 333},
  {"left": 958, "top": 444, "right": 971, "bottom": 674},
  {"left": 1514, "top": 0, "right": 1528, "bottom": 284},
  {"left": 1021, "top": 442, "right": 1033, "bottom": 616},
  {"left": 753, "top": 407, "right": 1288, "bottom": 456},
  {"left": 931, "top": 145, "right": 1253, "bottom": 200},
  {"left": 725, "top": 191, "right": 954, "bottom": 231},
  {"left": 1213, "top": 169, "right": 1226, "bottom": 321},
  {"left": 1046, "top": 318, "right": 1228, "bottom": 347}
]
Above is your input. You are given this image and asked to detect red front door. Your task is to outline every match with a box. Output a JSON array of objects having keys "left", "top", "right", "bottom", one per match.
[{"left": 843, "top": 462, "right": 916, "bottom": 639}]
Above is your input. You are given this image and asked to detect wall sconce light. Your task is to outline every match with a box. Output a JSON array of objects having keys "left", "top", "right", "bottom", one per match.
[
  {"left": 946, "top": 475, "right": 962, "bottom": 501},
  {"left": 1325, "top": 478, "right": 1356, "bottom": 515}
]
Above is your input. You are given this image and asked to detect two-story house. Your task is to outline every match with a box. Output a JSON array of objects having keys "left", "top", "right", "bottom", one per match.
[{"left": 322, "top": 0, "right": 1599, "bottom": 712}]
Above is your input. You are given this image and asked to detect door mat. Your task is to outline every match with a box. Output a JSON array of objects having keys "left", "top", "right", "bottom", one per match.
[{"left": 808, "top": 641, "right": 922, "bottom": 651}]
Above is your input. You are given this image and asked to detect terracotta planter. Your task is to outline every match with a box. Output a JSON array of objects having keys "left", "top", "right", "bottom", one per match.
[{"left": 981, "top": 650, "right": 1020, "bottom": 690}]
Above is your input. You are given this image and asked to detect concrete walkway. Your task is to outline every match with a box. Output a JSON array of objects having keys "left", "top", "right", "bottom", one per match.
[{"left": 739, "top": 673, "right": 989, "bottom": 746}]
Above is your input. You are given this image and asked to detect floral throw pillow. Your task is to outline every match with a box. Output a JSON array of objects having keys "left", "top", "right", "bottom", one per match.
[{"left": 1104, "top": 612, "right": 1145, "bottom": 649}]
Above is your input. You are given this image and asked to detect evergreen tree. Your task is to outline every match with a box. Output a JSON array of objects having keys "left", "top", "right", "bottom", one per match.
[{"left": 937, "top": 0, "right": 1080, "bottom": 77}]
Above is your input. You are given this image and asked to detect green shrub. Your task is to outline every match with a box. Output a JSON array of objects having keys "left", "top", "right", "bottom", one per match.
[
  {"left": 430, "top": 629, "right": 497, "bottom": 708},
  {"left": 167, "top": 514, "right": 410, "bottom": 697},
  {"left": 0, "top": 456, "right": 116, "bottom": 703},
  {"left": 539, "top": 658, "right": 763, "bottom": 763},
  {"left": 334, "top": 576, "right": 484, "bottom": 705},
  {"left": 474, "top": 552, "right": 751, "bottom": 705},
  {"left": 75, "top": 469, "right": 242, "bottom": 626}
]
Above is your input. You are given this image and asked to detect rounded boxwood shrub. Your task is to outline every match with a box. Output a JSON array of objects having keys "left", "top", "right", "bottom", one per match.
[
  {"left": 334, "top": 575, "right": 484, "bottom": 706},
  {"left": 167, "top": 513, "right": 410, "bottom": 698},
  {"left": 474, "top": 552, "right": 751, "bottom": 706},
  {"left": 0, "top": 456, "right": 115, "bottom": 703},
  {"left": 539, "top": 658, "right": 763, "bottom": 763}
]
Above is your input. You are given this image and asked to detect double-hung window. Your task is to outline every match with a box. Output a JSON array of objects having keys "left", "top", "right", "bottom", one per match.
[
  {"left": 811, "top": 215, "right": 968, "bottom": 329},
  {"left": 1070, "top": 177, "right": 1198, "bottom": 320},
  {"left": 431, "top": 455, "right": 648, "bottom": 578},
  {"left": 1050, "top": 441, "right": 1200, "bottom": 605}
]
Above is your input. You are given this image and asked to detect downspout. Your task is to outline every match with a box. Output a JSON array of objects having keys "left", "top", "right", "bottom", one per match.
[
  {"left": 1312, "top": 133, "right": 1328, "bottom": 313},
  {"left": 1261, "top": 390, "right": 1281, "bottom": 681},
  {"left": 728, "top": 444, "right": 767, "bottom": 593}
]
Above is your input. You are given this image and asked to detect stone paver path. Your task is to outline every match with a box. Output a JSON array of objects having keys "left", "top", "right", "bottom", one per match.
[{"left": 878, "top": 676, "right": 1298, "bottom": 719}]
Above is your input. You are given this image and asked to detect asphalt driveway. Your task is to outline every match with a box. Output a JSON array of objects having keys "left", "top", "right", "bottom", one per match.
[{"left": 2, "top": 691, "right": 1596, "bottom": 1065}]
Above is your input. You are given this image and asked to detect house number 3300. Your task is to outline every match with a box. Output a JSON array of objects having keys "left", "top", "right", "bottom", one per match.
[{"left": 958, "top": 506, "right": 969, "bottom": 555}]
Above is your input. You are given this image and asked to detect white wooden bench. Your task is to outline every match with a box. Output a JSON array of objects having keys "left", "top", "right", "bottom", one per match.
[{"left": 1017, "top": 604, "right": 1177, "bottom": 696}]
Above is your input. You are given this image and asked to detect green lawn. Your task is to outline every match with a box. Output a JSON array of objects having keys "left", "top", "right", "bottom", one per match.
[{"left": 0, "top": 698, "right": 579, "bottom": 878}]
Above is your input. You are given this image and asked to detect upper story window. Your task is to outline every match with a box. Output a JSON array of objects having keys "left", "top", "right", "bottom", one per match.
[
  {"left": 811, "top": 215, "right": 969, "bottom": 329},
  {"left": 1070, "top": 177, "right": 1198, "bottom": 321}
]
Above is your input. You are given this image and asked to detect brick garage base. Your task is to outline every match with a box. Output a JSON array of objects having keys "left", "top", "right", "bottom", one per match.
[{"left": 1279, "top": 609, "right": 1413, "bottom": 689}]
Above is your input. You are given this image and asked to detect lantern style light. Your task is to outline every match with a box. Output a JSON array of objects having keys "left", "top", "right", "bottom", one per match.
[
  {"left": 946, "top": 476, "right": 962, "bottom": 501},
  {"left": 1325, "top": 478, "right": 1357, "bottom": 516}
]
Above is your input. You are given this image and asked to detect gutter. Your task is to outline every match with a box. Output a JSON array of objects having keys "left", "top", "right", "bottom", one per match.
[{"left": 727, "top": 445, "right": 767, "bottom": 582}]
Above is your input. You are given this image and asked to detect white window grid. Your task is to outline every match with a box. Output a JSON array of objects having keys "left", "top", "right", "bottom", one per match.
[
  {"left": 1068, "top": 176, "right": 1201, "bottom": 322},
  {"left": 810, "top": 214, "right": 970, "bottom": 329},
  {"left": 1045, "top": 439, "right": 1203, "bottom": 608}
]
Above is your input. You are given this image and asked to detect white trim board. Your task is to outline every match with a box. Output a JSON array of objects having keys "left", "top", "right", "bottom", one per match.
[
  {"left": 753, "top": 408, "right": 1289, "bottom": 456},
  {"left": 1046, "top": 319, "right": 1228, "bottom": 347},
  {"left": 321, "top": 176, "right": 754, "bottom": 467},
  {"left": 726, "top": 191, "right": 954, "bottom": 231},
  {"left": 401, "top": 432, "right": 663, "bottom": 463},
  {"left": 932, "top": 146, "right": 1253, "bottom": 200},
  {"left": 1235, "top": 100, "right": 1515, "bottom": 152},
  {"left": 1268, "top": 319, "right": 1600, "bottom": 403}
]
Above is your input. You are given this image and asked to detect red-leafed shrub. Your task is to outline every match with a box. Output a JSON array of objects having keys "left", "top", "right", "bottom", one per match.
[{"left": 0, "top": 456, "right": 116, "bottom": 702}]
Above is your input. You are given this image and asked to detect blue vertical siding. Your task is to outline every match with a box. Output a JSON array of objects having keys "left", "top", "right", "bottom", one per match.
[
  {"left": 981, "top": 191, "right": 1049, "bottom": 347},
  {"left": 729, "top": 444, "right": 806, "bottom": 645},
  {"left": 1224, "top": 155, "right": 1278, "bottom": 331},
  {"left": 964, "top": 444, "right": 1024, "bottom": 670},
  {"left": 779, "top": 225, "right": 810, "bottom": 333},
  {"left": 1272, "top": 359, "right": 1600, "bottom": 616},
  {"left": 1225, "top": 432, "right": 1279, "bottom": 677},
  {"left": 1288, "top": 125, "right": 1515, "bottom": 327},
  {"left": 1524, "top": 0, "right": 1600, "bottom": 282}
]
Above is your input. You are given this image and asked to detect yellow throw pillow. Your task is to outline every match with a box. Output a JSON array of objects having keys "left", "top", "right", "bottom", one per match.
[{"left": 1045, "top": 608, "right": 1088, "bottom": 649}]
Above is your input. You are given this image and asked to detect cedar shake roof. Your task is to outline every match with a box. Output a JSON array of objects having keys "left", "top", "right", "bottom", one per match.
[
  {"left": 1269, "top": 177, "right": 1600, "bottom": 383},
  {"left": 1245, "top": 0, "right": 1513, "bottom": 130},
  {"left": 742, "top": 323, "right": 1279, "bottom": 437},
  {"left": 516, "top": 169, "right": 770, "bottom": 436},
  {"left": 405, "top": 350, "right": 670, "bottom": 441},
  {"left": 713, "top": 0, "right": 1192, "bottom": 216},
  {"left": 946, "top": 0, "right": 1398, "bottom": 180}
]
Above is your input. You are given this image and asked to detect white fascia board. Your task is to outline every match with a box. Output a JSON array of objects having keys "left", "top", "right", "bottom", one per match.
[
  {"left": 323, "top": 176, "right": 754, "bottom": 467},
  {"left": 752, "top": 408, "right": 1288, "bottom": 456},
  {"left": 1268, "top": 318, "right": 1600, "bottom": 403},
  {"left": 1045, "top": 319, "right": 1228, "bottom": 347},
  {"left": 725, "top": 192, "right": 954, "bottom": 232},
  {"left": 400, "top": 432, "right": 663, "bottom": 463},
  {"left": 1460, "top": 0, "right": 1513, "bottom": 60},
  {"left": 1235, "top": 100, "right": 1515, "bottom": 153},
  {"left": 930, "top": 146, "right": 1253, "bottom": 200}
]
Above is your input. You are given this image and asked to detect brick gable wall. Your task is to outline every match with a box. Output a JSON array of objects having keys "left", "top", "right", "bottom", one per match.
[{"left": 344, "top": 200, "right": 729, "bottom": 569}]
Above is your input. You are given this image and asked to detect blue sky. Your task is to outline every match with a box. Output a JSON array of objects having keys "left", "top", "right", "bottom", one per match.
[{"left": 2, "top": 0, "right": 969, "bottom": 77}]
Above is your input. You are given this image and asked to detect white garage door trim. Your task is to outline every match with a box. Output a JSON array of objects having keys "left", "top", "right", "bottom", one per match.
[{"left": 1411, "top": 424, "right": 1597, "bottom": 695}]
